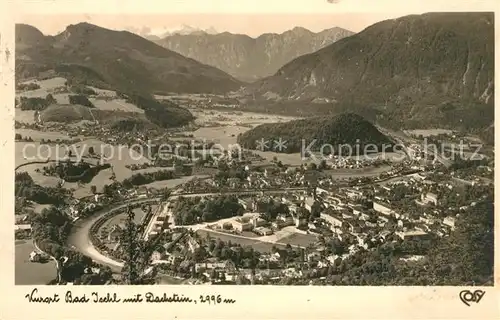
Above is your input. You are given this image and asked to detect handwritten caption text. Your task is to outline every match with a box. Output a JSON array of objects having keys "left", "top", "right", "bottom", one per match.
[{"left": 25, "top": 288, "right": 236, "bottom": 305}]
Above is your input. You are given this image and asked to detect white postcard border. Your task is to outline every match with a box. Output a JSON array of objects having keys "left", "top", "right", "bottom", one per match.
[{"left": 1, "top": 1, "right": 499, "bottom": 319}]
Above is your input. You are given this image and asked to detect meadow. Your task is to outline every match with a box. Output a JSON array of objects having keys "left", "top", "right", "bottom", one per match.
[
  {"left": 196, "top": 229, "right": 286, "bottom": 253},
  {"left": 17, "top": 77, "right": 67, "bottom": 97},
  {"left": 16, "top": 76, "right": 144, "bottom": 125},
  {"left": 278, "top": 233, "right": 317, "bottom": 247},
  {"left": 90, "top": 98, "right": 144, "bottom": 113},
  {"left": 404, "top": 129, "right": 454, "bottom": 137},
  {"left": 98, "top": 206, "right": 151, "bottom": 234},
  {"left": 16, "top": 128, "right": 71, "bottom": 141},
  {"left": 15, "top": 138, "right": 154, "bottom": 198},
  {"left": 15, "top": 240, "right": 57, "bottom": 285},
  {"left": 15, "top": 110, "right": 37, "bottom": 124},
  {"left": 143, "top": 175, "right": 209, "bottom": 190}
]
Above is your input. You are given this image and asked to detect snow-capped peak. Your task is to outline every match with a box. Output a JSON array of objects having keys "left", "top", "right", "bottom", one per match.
[{"left": 161, "top": 24, "right": 219, "bottom": 36}]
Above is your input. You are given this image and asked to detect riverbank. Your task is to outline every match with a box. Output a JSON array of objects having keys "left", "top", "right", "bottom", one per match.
[{"left": 15, "top": 240, "right": 58, "bottom": 285}]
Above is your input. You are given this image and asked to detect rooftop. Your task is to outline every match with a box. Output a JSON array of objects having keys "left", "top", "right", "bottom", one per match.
[
  {"left": 402, "top": 230, "right": 428, "bottom": 236},
  {"left": 305, "top": 197, "right": 315, "bottom": 206}
]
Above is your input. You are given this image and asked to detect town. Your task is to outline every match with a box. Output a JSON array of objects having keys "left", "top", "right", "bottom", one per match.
[
  {"left": 15, "top": 110, "right": 493, "bottom": 285},
  {"left": 13, "top": 11, "right": 494, "bottom": 288}
]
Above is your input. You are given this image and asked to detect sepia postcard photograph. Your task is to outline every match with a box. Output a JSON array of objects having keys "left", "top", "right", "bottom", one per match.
[{"left": 1, "top": 0, "right": 499, "bottom": 319}]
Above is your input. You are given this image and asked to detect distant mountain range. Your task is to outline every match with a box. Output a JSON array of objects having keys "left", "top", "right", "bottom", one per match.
[
  {"left": 156, "top": 27, "right": 354, "bottom": 82},
  {"left": 15, "top": 13, "right": 495, "bottom": 134},
  {"left": 15, "top": 23, "right": 242, "bottom": 95},
  {"left": 127, "top": 24, "right": 219, "bottom": 41},
  {"left": 15, "top": 22, "right": 242, "bottom": 129},
  {"left": 248, "top": 12, "right": 494, "bottom": 131}
]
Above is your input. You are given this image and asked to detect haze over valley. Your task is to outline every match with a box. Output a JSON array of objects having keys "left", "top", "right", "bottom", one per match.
[{"left": 155, "top": 26, "right": 354, "bottom": 82}]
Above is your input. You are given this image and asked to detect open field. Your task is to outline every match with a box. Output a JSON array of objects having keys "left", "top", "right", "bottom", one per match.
[
  {"left": 99, "top": 206, "right": 150, "bottom": 233},
  {"left": 16, "top": 129, "right": 71, "bottom": 141},
  {"left": 15, "top": 110, "right": 37, "bottom": 124},
  {"left": 17, "top": 90, "right": 70, "bottom": 104},
  {"left": 16, "top": 162, "right": 61, "bottom": 188},
  {"left": 239, "top": 231, "right": 260, "bottom": 238},
  {"left": 15, "top": 142, "right": 63, "bottom": 166},
  {"left": 53, "top": 93, "right": 71, "bottom": 104},
  {"left": 19, "top": 77, "right": 66, "bottom": 89},
  {"left": 73, "top": 139, "right": 150, "bottom": 181},
  {"left": 196, "top": 229, "right": 287, "bottom": 253},
  {"left": 326, "top": 165, "right": 393, "bottom": 180},
  {"left": 32, "top": 203, "right": 52, "bottom": 214},
  {"left": 17, "top": 77, "right": 67, "bottom": 97},
  {"left": 16, "top": 76, "right": 146, "bottom": 126},
  {"left": 14, "top": 141, "right": 99, "bottom": 167},
  {"left": 157, "top": 274, "right": 190, "bottom": 284},
  {"left": 15, "top": 139, "right": 150, "bottom": 197},
  {"left": 256, "top": 226, "right": 317, "bottom": 247},
  {"left": 88, "top": 86, "right": 116, "bottom": 97},
  {"left": 189, "top": 126, "right": 247, "bottom": 147},
  {"left": 155, "top": 94, "right": 208, "bottom": 101},
  {"left": 97, "top": 206, "right": 152, "bottom": 249},
  {"left": 251, "top": 151, "right": 307, "bottom": 166},
  {"left": 41, "top": 104, "right": 95, "bottom": 123},
  {"left": 191, "top": 109, "right": 299, "bottom": 127},
  {"left": 143, "top": 175, "right": 209, "bottom": 190},
  {"left": 69, "top": 168, "right": 114, "bottom": 199},
  {"left": 177, "top": 109, "right": 300, "bottom": 149},
  {"left": 15, "top": 240, "right": 57, "bottom": 285},
  {"left": 378, "top": 174, "right": 418, "bottom": 186},
  {"left": 132, "top": 167, "right": 175, "bottom": 175},
  {"left": 17, "top": 77, "right": 115, "bottom": 102},
  {"left": 278, "top": 232, "right": 317, "bottom": 247},
  {"left": 15, "top": 146, "right": 114, "bottom": 198},
  {"left": 404, "top": 129, "right": 454, "bottom": 137},
  {"left": 15, "top": 141, "right": 64, "bottom": 188},
  {"left": 90, "top": 98, "right": 144, "bottom": 113}
]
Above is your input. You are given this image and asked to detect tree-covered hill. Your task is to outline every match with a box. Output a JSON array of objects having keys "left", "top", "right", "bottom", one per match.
[{"left": 237, "top": 113, "right": 393, "bottom": 154}]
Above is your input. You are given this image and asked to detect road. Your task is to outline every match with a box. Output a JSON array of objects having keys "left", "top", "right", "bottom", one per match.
[
  {"left": 67, "top": 198, "right": 160, "bottom": 272},
  {"left": 33, "top": 239, "right": 61, "bottom": 283},
  {"left": 172, "top": 187, "right": 308, "bottom": 197}
]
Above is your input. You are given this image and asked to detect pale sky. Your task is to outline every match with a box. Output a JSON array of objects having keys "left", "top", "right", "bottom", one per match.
[
  {"left": 12, "top": 0, "right": 498, "bottom": 37},
  {"left": 18, "top": 13, "right": 411, "bottom": 37}
]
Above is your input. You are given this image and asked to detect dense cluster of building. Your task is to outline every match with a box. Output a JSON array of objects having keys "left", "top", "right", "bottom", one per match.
[{"left": 134, "top": 159, "right": 493, "bottom": 285}]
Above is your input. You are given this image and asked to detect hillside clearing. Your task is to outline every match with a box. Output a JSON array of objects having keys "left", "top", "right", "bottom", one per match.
[{"left": 90, "top": 98, "right": 144, "bottom": 113}]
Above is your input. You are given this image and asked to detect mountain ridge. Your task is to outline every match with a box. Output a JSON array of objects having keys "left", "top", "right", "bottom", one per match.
[
  {"left": 247, "top": 12, "right": 494, "bottom": 131},
  {"left": 15, "top": 22, "right": 242, "bottom": 95},
  {"left": 156, "top": 26, "right": 354, "bottom": 82}
]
